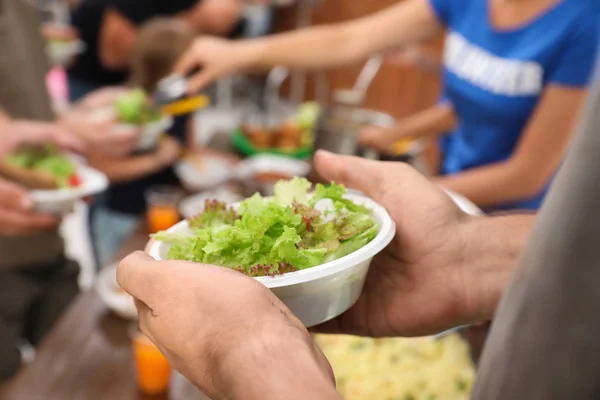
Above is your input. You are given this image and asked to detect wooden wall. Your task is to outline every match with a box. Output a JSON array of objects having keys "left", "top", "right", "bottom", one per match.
[{"left": 273, "top": 0, "right": 444, "bottom": 121}]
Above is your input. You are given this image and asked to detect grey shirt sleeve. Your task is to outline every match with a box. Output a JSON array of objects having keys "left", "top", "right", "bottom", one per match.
[
  {"left": 0, "top": 0, "right": 63, "bottom": 268},
  {"left": 472, "top": 67, "right": 600, "bottom": 398}
]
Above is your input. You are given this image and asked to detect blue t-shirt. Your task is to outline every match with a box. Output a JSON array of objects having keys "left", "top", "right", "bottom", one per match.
[{"left": 430, "top": 0, "right": 599, "bottom": 210}]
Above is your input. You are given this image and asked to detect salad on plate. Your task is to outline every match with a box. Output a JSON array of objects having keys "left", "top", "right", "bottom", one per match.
[
  {"left": 154, "top": 178, "right": 379, "bottom": 277},
  {"left": 0, "top": 145, "right": 81, "bottom": 189}
]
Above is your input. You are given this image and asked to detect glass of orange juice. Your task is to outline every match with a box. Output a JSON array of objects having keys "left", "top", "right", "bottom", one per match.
[
  {"left": 145, "top": 185, "right": 183, "bottom": 234},
  {"left": 129, "top": 325, "right": 172, "bottom": 395}
]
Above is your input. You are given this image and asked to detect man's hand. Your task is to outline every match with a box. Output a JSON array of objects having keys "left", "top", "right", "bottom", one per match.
[
  {"left": 313, "top": 151, "right": 528, "bottom": 337},
  {"left": 359, "top": 125, "right": 399, "bottom": 154},
  {"left": 118, "top": 252, "right": 340, "bottom": 400},
  {"left": 0, "top": 178, "right": 60, "bottom": 236},
  {"left": 0, "top": 120, "right": 85, "bottom": 155},
  {"left": 60, "top": 88, "right": 140, "bottom": 158},
  {"left": 0, "top": 119, "right": 79, "bottom": 236}
]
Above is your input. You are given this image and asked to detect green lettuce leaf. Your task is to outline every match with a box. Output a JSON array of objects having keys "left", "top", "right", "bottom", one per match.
[
  {"left": 115, "top": 88, "right": 161, "bottom": 125},
  {"left": 189, "top": 200, "right": 238, "bottom": 229},
  {"left": 154, "top": 178, "right": 379, "bottom": 277},
  {"left": 274, "top": 177, "right": 311, "bottom": 206},
  {"left": 324, "top": 224, "right": 379, "bottom": 263},
  {"left": 310, "top": 182, "right": 369, "bottom": 214},
  {"left": 3, "top": 145, "right": 76, "bottom": 188}
]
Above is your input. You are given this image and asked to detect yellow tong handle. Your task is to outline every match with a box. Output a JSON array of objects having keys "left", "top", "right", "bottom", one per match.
[{"left": 161, "top": 95, "right": 210, "bottom": 116}]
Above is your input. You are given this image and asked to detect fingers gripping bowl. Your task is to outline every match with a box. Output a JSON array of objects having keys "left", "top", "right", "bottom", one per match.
[{"left": 147, "top": 178, "right": 396, "bottom": 327}]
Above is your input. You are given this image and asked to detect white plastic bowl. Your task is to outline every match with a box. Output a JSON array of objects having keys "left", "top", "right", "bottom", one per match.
[
  {"left": 148, "top": 193, "right": 396, "bottom": 327},
  {"left": 174, "top": 155, "right": 234, "bottom": 192},
  {"left": 30, "top": 165, "right": 109, "bottom": 215}
]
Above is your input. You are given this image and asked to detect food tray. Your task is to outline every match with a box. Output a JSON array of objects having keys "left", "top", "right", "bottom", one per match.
[{"left": 231, "top": 129, "right": 312, "bottom": 160}]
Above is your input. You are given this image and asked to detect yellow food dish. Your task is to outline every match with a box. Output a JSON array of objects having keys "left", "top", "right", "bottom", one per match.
[{"left": 314, "top": 333, "right": 475, "bottom": 400}]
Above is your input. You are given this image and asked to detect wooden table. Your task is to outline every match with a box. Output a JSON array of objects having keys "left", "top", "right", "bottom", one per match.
[{"left": 0, "top": 226, "right": 208, "bottom": 400}]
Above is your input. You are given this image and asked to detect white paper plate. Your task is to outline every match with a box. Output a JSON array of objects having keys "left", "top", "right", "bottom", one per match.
[
  {"left": 174, "top": 155, "right": 233, "bottom": 192},
  {"left": 30, "top": 165, "right": 109, "bottom": 215},
  {"left": 96, "top": 263, "right": 138, "bottom": 320}
]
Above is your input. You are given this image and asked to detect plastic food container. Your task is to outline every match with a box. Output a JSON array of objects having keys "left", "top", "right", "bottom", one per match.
[
  {"left": 231, "top": 129, "right": 313, "bottom": 160},
  {"left": 148, "top": 193, "right": 396, "bottom": 327},
  {"left": 30, "top": 165, "right": 109, "bottom": 215}
]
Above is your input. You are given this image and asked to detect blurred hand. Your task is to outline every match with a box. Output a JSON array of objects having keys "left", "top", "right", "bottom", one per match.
[
  {"left": 60, "top": 110, "right": 139, "bottom": 158},
  {"left": 155, "top": 136, "right": 183, "bottom": 168},
  {"left": 76, "top": 87, "right": 126, "bottom": 110},
  {"left": 40, "top": 23, "right": 80, "bottom": 42},
  {"left": 358, "top": 125, "right": 398, "bottom": 153},
  {"left": 313, "top": 151, "right": 479, "bottom": 337},
  {"left": 0, "top": 178, "right": 60, "bottom": 236},
  {"left": 60, "top": 88, "right": 140, "bottom": 158},
  {"left": 175, "top": 37, "right": 251, "bottom": 93},
  {"left": 0, "top": 120, "right": 85, "bottom": 156},
  {"left": 118, "top": 252, "right": 335, "bottom": 399}
]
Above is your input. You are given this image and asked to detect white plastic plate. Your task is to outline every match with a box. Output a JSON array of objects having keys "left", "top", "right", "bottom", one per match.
[{"left": 30, "top": 165, "right": 109, "bottom": 215}]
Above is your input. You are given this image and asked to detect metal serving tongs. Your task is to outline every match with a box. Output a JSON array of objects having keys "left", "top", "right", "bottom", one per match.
[
  {"left": 331, "top": 55, "right": 383, "bottom": 160},
  {"left": 154, "top": 74, "right": 210, "bottom": 117}
]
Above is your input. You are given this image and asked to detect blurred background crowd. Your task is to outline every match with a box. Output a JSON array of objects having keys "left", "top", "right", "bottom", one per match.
[{"left": 0, "top": 0, "right": 598, "bottom": 399}]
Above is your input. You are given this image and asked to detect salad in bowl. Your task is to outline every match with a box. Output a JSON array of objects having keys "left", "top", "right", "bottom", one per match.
[
  {"left": 114, "top": 89, "right": 173, "bottom": 151},
  {"left": 148, "top": 178, "right": 395, "bottom": 326}
]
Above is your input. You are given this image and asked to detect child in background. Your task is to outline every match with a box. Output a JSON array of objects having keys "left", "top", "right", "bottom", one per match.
[{"left": 89, "top": 18, "right": 196, "bottom": 267}]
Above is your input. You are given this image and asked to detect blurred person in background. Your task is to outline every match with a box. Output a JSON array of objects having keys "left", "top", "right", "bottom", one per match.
[
  {"left": 175, "top": 0, "right": 599, "bottom": 212},
  {"left": 0, "top": 0, "right": 142, "bottom": 381},
  {"left": 86, "top": 19, "right": 197, "bottom": 267},
  {"left": 0, "top": 0, "right": 82, "bottom": 381},
  {"left": 67, "top": 0, "right": 245, "bottom": 101}
]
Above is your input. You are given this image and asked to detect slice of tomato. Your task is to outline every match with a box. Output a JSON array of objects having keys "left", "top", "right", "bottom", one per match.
[
  {"left": 68, "top": 174, "right": 82, "bottom": 187},
  {"left": 302, "top": 216, "right": 311, "bottom": 231}
]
